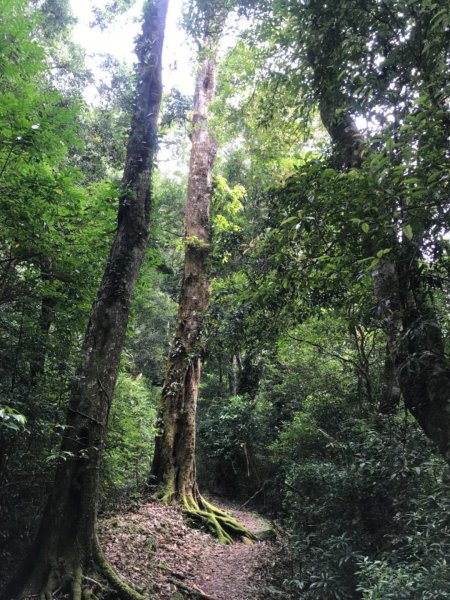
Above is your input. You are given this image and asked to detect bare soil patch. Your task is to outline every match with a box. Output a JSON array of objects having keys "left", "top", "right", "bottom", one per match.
[{"left": 99, "top": 498, "right": 275, "bottom": 600}]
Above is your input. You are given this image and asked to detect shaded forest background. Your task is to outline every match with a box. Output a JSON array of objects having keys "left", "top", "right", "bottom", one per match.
[{"left": 1, "top": 0, "right": 450, "bottom": 598}]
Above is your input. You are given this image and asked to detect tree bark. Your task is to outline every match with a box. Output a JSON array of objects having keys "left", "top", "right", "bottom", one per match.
[
  {"left": 150, "top": 31, "right": 253, "bottom": 544},
  {"left": 394, "top": 240, "right": 450, "bottom": 460},
  {"left": 228, "top": 354, "right": 240, "bottom": 395},
  {"left": 371, "top": 257, "right": 403, "bottom": 414},
  {"left": 1, "top": 1, "right": 169, "bottom": 598},
  {"left": 379, "top": 342, "right": 401, "bottom": 414},
  {"left": 151, "top": 38, "right": 218, "bottom": 501}
]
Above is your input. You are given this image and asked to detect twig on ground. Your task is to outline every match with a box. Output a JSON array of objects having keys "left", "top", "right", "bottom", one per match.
[
  {"left": 82, "top": 576, "right": 103, "bottom": 588},
  {"left": 169, "top": 578, "right": 218, "bottom": 600},
  {"left": 239, "top": 482, "right": 266, "bottom": 509}
]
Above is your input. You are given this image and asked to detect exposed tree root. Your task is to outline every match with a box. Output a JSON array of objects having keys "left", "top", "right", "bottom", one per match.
[
  {"left": 151, "top": 477, "right": 256, "bottom": 544},
  {"left": 38, "top": 562, "right": 142, "bottom": 600},
  {"left": 181, "top": 494, "right": 256, "bottom": 545},
  {"left": 93, "top": 538, "right": 145, "bottom": 600},
  {"left": 157, "top": 566, "right": 217, "bottom": 600},
  {"left": 156, "top": 472, "right": 175, "bottom": 505},
  {"left": 4, "top": 539, "right": 144, "bottom": 600},
  {"left": 168, "top": 578, "right": 218, "bottom": 600}
]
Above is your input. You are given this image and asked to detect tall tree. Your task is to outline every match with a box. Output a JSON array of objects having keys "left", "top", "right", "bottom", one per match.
[
  {"left": 304, "top": 8, "right": 403, "bottom": 416},
  {"left": 151, "top": 3, "right": 252, "bottom": 543},
  {"left": 254, "top": 0, "right": 450, "bottom": 460},
  {"left": 1, "top": 0, "right": 169, "bottom": 598},
  {"left": 306, "top": 0, "right": 450, "bottom": 460}
]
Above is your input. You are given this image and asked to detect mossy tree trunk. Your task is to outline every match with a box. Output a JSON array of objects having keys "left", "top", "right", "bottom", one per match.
[
  {"left": 1, "top": 2, "right": 169, "bottom": 598},
  {"left": 151, "top": 29, "right": 253, "bottom": 545},
  {"left": 151, "top": 44, "right": 217, "bottom": 499}
]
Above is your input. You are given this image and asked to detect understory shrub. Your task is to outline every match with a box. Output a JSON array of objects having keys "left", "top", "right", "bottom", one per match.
[
  {"left": 101, "top": 371, "right": 159, "bottom": 508},
  {"left": 268, "top": 394, "right": 450, "bottom": 599},
  {"left": 197, "top": 394, "right": 273, "bottom": 500}
]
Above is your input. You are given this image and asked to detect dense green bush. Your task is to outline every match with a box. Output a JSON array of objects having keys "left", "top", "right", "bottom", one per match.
[
  {"left": 198, "top": 314, "right": 450, "bottom": 599},
  {"left": 356, "top": 472, "right": 450, "bottom": 599},
  {"left": 268, "top": 399, "right": 449, "bottom": 599},
  {"left": 197, "top": 394, "right": 273, "bottom": 499}
]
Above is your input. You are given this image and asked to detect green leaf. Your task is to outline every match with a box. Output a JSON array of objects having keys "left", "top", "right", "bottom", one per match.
[
  {"left": 281, "top": 215, "right": 299, "bottom": 227},
  {"left": 361, "top": 223, "right": 370, "bottom": 233},
  {"left": 376, "top": 248, "right": 391, "bottom": 258},
  {"left": 403, "top": 224, "right": 413, "bottom": 240}
]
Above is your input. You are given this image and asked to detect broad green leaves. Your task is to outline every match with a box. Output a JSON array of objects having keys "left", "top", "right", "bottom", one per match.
[{"left": 0, "top": 406, "right": 27, "bottom": 431}]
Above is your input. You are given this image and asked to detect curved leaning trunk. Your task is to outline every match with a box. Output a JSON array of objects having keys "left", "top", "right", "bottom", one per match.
[
  {"left": 394, "top": 241, "right": 450, "bottom": 460},
  {"left": 2, "top": 1, "right": 169, "bottom": 598},
  {"left": 318, "top": 95, "right": 404, "bottom": 417},
  {"left": 316, "top": 67, "right": 450, "bottom": 463}
]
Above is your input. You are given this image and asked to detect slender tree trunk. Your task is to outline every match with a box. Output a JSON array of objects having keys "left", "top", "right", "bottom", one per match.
[
  {"left": 379, "top": 343, "right": 401, "bottom": 414},
  {"left": 29, "top": 258, "right": 56, "bottom": 387},
  {"left": 151, "top": 38, "right": 218, "bottom": 502},
  {"left": 1, "top": 2, "right": 168, "bottom": 598},
  {"left": 371, "top": 258, "right": 403, "bottom": 414},
  {"left": 150, "top": 32, "right": 253, "bottom": 544},
  {"left": 228, "top": 354, "right": 239, "bottom": 395}
]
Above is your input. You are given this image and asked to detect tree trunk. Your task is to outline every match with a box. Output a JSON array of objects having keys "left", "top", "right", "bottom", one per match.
[
  {"left": 228, "top": 354, "right": 240, "bottom": 395},
  {"left": 314, "top": 43, "right": 450, "bottom": 461},
  {"left": 371, "top": 258, "right": 403, "bottom": 415},
  {"left": 379, "top": 343, "right": 401, "bottom": 415},
  {"left": 394, "top": 240, "right": 450, "bottom": 460},
  {"left": 1, "top": 1, "right": 168, "bottom": 598},
  {"left": 150, "top": 32, "right": 253, "bottom": 545},
  {"left": 151, "top": 36, "right": 218, "bottom": 500},
  {"left": 29, "top": 258, "right": 56, "bottom": 387}
]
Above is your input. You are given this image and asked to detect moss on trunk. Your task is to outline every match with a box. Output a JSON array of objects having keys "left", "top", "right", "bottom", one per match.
[{"left": 150, "top": 17, "right": 254, "bottom": 545}]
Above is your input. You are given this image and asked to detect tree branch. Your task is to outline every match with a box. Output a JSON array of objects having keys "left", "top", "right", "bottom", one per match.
[{"left": 286, "top": 333, "right": 365, "bottom": 373}]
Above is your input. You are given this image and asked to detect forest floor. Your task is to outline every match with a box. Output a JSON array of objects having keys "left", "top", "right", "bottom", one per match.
[{"left": 99, "top": 496, "right": 277, "bottom": 600}]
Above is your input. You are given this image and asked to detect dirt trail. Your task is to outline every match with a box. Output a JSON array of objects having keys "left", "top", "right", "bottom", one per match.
[{"left": 99, "top": 498, "right": 275, "bottom": 600}]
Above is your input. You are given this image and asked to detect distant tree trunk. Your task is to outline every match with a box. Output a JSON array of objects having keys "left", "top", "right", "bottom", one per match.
[
  {"left": 379, "top": 343, "right": 401, "bottom": 414},
  {"left": 1, "top": 2, "right": 168, "bottom": 598},
  {"left": 238, "top": 354, "right": 263, "bottom": 399},
  {"left": 371, "top": 258, "right": 403, "bottom": 415},
  {"left": 313, "top": 37, "right": 450, "bottom": 461},
  {"left": 228, "top": 354, "right": 240, "bottom": 395},
  {"left": 29, "top": 258, "right": 56, "bottom": 386},
  {"left": 351, "top": 324, "right": 374, "bottom": 406},
  {"left": 151, "top": 32, "right": 253, "bottom": 544}
]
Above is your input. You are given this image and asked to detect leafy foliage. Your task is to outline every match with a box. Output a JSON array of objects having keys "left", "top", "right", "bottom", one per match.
[{"left": 102, "top": 370, "right": 159, "bottom": 507}]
